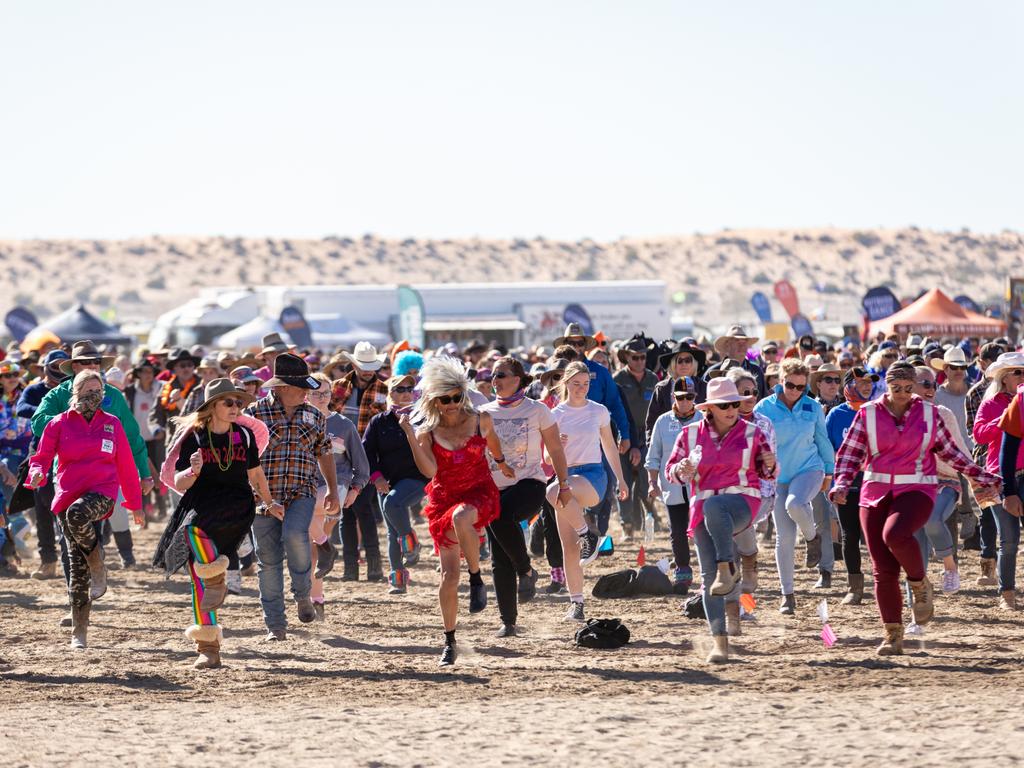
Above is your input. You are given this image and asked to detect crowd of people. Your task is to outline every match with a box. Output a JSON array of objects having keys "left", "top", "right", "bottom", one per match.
[{"left": 1, "top": 322, "right": 1021, "bottom": 666}]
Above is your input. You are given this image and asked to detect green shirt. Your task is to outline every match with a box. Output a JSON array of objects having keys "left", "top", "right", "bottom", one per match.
[{"left": 32, "top": 380, "right": 152, "bottom": 479}]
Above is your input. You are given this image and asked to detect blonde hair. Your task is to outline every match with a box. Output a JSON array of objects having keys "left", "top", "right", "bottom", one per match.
[
  {"left": 725, "top": 367, "right": 756, "bottom": 389},
  {"left": 556, "top": 361, "right": 591, "bottom": 402},
  {"left": 779, "top": 358, "right": 810, "bottom": 380},
  {"left": 410, "top": 355, "right": 474, "bottom": 433},
  {"left": 985, "top": 366, "right": 1018, "bottom": 402}
]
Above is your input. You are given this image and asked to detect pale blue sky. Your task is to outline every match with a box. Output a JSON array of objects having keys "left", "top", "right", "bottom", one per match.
[{"left": 1, "top": 1, "right": 1021, "bottom": 240}]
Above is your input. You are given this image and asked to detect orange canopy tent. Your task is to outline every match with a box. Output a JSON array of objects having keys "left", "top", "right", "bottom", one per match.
[{"left": 869, "top": 289, "right": 1006, "bottom": 338}]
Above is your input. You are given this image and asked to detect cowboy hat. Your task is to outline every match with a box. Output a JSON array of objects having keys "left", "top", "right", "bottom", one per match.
[
  {"left": 811, "top": 362, "right": 843, "bottom": 383},
  {"left": 658, "top": 340, "right": 707, "bottom": 372},
  {"left": 540, "top": 357, "right": 571, "bottom": 387},
  {"left": 58, "top": 340, "right": 116, "bottom": 375},
  {"left": 340, "top": 341, "right": 384, "bottom": 372},
  {"left": 164, "top": 347, "right": 202, "bottom": 369},
  {"left": 260, "top": 333, "right": 290, "bottom": 356},
  {"left": 984, "top": 352, "right": 1024, "bottom": 379},
  {"left": 196, "top": 355, "right": 221, "bottom": 373},
  {"left": 616, "top": 338, "right": 650, "bottom": 366},
  {"left": 553, "top": 323, "right": 597, "bottom": 351},
  {"left": 199, "top": 378, "right": 257, "bottom": 410},
  {"left": 713, "top": 325, "right": 759, "bottom": 356},
  {"left": 264, "top": 353, "right": 320, "bottom": 389},
  {"left": 930, "top": 347, "right": 969, "bottom": 372},
  {"left": 696, "top": 378, "right": 755, "bottom": 410},
  {"left": 804, "top": 354, "right": 825, "bottom": 371},
  {"left": 386, "top": 373, "right": 417, "bottom": 390}
]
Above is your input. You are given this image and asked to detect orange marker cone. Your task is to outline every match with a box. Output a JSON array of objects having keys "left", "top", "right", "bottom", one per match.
[{"left": 636, "top": 545, "right": 646, "bottom": 566}]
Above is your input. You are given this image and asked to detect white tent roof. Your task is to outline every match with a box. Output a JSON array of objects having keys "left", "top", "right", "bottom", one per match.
[{"left": 214, "top": 315, "right": 390, "bottom": 351}]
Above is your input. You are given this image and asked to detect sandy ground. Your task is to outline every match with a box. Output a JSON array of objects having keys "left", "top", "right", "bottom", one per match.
[{"left": 4, "top": 517, "right": 1024, "bottom": 767}]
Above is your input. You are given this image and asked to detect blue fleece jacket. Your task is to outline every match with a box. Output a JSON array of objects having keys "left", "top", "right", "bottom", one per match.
[
  {"left": 754, "top": 386, "right": 835, "bottom": 483},
  {"left": 585, "top": 359, "right": 630, "bottom": 442}
]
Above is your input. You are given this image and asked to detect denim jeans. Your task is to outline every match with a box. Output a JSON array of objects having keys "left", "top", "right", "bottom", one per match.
[
  {"left": 253, "top": 496, "right": 316, "bottom": 630},
  {"left": 772, "top": 470, "right": 826, "bottom": 594},
  {"left": 694, "top": 524, "right": 741, "bottom": 637},
  {"left": 810, "top": 491, "right": 836, "bottom": 573},
  {"left": 980, "top": 505, "right": 998, "bottom": 560},
  {"left": 380, "top": 478, "right": 427, "bottom": 571},
  {"left": 923, "top": 486, "right": 958, "bottom": 560},
  {"left": 701, "top": 494, "right": 754, "bottom": 564},
  {"left": 993, "top": 502, "right": 1021, "bottom": 592}
]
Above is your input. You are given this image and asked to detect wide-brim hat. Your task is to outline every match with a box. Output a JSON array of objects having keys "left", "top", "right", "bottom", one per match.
[
  {"left": 616, "top": 338, "right": 649, "bottom": 365},
  {"left": 58, "top": 340, "right": 116, "bottom": 375},
  {"left": 930, "top": 346, "right": 969, "bottom": 372},
  {"left": 985, "top": 352, "right": 1024, "bottom": 379},
  {"left": 659, "top": 340, "right": 707, "bottom": 371},
  {"left": 713, "top": 325, "right": 758, "bottom": 356},
  {"left": 264, "top": 353, "right": 320, "bottom": 389},
  {"left": 804, "top": 354, "right": 825, "bottom": 370},
  {"left": 554, "top": 323, "right": 597, "bottom": 351},
  {"left": 386, "top": 373, "right": 417, "bottom": 390},
  {"left": 540, "top": 358, "right": 571, "bottom": 386},
  {"left": 695, "top": 378, "right": 755, "bottom": 410},
  {"left": 811, "top": 363, "right": 843, "bottom": 383},
  {"left": 340, "top": 341, "right": 383, "bottom": 372},
  {"left": 200, "top": 378, "right": 257, "bottom": 410},
  {"left": 163, "top": 347, "right": 202, "bottom": 369},
  {"left": 852, "top": 366, "right": 881, "bottom": 382},
  {"left": 197, "top": 355, "right": 221, "bottom": 372},
  {"left": 131, "top": 358, "right": 158, "bottom": 376},
  {"left": 261, "top": 333, "right": 290, "bottom": 356}
]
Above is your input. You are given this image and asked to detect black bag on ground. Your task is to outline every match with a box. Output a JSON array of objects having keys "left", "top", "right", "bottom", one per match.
[
  {"left": 592, "top": 565, "right": 672, "bottom": 599},
  {"left": 574, "top": 618, "right": 630, "bottom": 649},
  {"left": 683, "top": 591, "right": 706, "bottom": 620}
]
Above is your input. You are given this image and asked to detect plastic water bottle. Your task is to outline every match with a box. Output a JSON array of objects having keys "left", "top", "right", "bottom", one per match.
[
  {"left": 644, "top": 511, "right": 656, "bottom": 544},
  {"left": 687, "top": 444, "right": 703, "bottom": 479}
]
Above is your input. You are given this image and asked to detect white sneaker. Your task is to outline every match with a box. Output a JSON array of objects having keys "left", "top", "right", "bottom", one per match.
[
  {"left": 905, "top": 622, "right": 924, "bottom": 636},
  {"left": 564, "top": 601, "right": 585, "bottom": 622},
  {"left": 942, "top": 569, "right": 960, "bottom": 594},
  {"left": 226, "top": 569, "right": 242, "bottom": 595}
]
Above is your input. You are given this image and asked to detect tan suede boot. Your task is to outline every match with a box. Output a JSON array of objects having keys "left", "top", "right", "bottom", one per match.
[
  {"left": 84, "top": 545, "right": 106, "bottom": 601},
  {"left": 185, "top": 624, "right": 223, "bottom": 669},
  {"left": 740, "top": 554, "right": 758, "bottom": 594},
  {"left": 710, "top": 561, "right": 740, "bottom": 596},
  {"left": 998, "top": 590, "right": 1017, "bottom": 611},
  {"left": 841, "top": 573, "right": 865, "bottom": 605},
  {"left": 978, "top": 558, "right": 998, "bottom": 587},
  {"left": 71, "top": 602, "right": 90, "bottom": 650},
  {"left": 706, "top": 635, "right": 729, "bottom": 664},
  {"left": 909, "top": 578, "right": 934, "bottom": 625},
  {"left": 725, "top": 601, "right": 742, "bottom": 636},
  {"left": 194, "top": 555, "right": 230, "bottom": 613},
  {"left": 877, "top": 623, "right": 904, "bottom": 656}
]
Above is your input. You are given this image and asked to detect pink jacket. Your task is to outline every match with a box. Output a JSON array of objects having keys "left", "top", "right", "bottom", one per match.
[
  {"left": 973, "top": 392, "right": 1017, "bottom": 475},
  {"left": 30, "top": 409, "right": 143, "bottom": 516}
]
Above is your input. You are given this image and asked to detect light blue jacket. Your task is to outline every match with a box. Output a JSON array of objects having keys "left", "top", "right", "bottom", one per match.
[
  {"left": 644, "top": 408, "right": 702, "bottom": 506},
  {"left": 754, "top": 386, "right": 835, "bottom": 484}
]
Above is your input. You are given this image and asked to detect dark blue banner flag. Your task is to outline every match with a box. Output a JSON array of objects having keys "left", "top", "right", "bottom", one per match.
[
  {"left": 861, "top": 286, "right": 901, "bottom": 322},
  {"left": 750, "top": 292, "right": 772, "bottom": 323},
  {"left": 279, "top": 306, "right": 314, "bottom": 348},
  {"left": 563, "top": 304, "right": 593, "bottom": 335},
  {"left": 791, "top": 313, "right": 814, "bottom": 338},
  {"left": 954, "top": 295, "right": 981, "bottom": 314},
  {"left": 4, "top": 307, "right": 38, "bottom": 342}
]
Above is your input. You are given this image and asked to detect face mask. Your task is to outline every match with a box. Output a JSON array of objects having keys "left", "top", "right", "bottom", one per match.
[{"left": 75, "top": 391, "right": 103, "bottom": 414}]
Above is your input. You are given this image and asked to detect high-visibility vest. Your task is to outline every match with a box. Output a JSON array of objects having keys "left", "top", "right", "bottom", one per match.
[{"left": 862, "top": 399, "right": 937, "bottom": 486}]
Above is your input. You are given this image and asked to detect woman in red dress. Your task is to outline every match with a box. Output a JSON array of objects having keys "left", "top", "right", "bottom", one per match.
[{"left": 401, "top": 356, "right": 510, "bottom": 666}]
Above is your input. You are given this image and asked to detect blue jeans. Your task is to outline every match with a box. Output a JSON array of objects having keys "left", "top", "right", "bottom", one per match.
[
  {"left": 694, "top": 524, "right": 741, "bottom": 637},
  {"left": 772, "top": 469, "right": 825, "bottom": 594},
  {"left": 993, "top": 502, "right": 1021, "bottom": 592},
  {"left": 380, "top": 478, "right": 427, "bottom": 571},
  {"left": 810, "top": 492, "right": 836, "bottom": 573},
  {"left": 253, "top": 496, "right": 316, "bottom": 630},
  {"left": 923, "top": 486, "right": 957, "bottom": 561},
  {"left": 701, "top": 494, "right": 754, "bottom": 564}
]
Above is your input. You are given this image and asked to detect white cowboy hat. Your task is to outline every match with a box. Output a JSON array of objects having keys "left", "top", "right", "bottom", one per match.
[
  {"left": 929, "top": 346, "right": 969, "bottom": 372},
  {"left": 713, "top": 325, "right": 759, "bottom": 356},
  {"left": 341, "top": 341, "right": 383, "bottom": 372},
  {"left": 984, "top": 352, "right": 1024, "bottom": 379},
  {"left": 695, "top": 378, "right": 756, "bottom": 410}
]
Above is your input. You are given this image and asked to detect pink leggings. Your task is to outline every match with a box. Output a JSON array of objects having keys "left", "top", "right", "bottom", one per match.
[{"left": 859, "top": 491, "right": 932, "bottom": 624}]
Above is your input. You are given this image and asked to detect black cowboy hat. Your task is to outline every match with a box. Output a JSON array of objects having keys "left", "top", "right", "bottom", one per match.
[
  {"left": 264, "top": 353, "right": 320, "bottom": 389},
  {"left": 658, "top": 340, "right": 707, "bottom": 372},
  {"left": 165, "top": 347, "right": 202, "bottom": 368}
]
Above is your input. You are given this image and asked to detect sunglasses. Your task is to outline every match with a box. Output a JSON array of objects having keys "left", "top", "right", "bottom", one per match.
[
  {"left": 436, "top": 392, "right": 464, "bottom": 405},
  {"left": 492, "top": 371, "right": 515, "bottom": 379},
  {"left": 820, "top": 376, "right": 841, "bottom": 385},
  {"left": 916, "top": 380, "right": 936, "bottom": 389},
  {"left": 390, "top": 385, "right": 415, "bottom": 394},
  {"left": 546, "top": 374, "right": 563, "bottom": 383},
  {"left": 674, "top": 392, "right": 696, "bottom": 401},
  {"left": 78, "top": 360, "right": 102, "bottom": 367},
  {"left": 738, "top": 388, "right": 757, "bottom": 397},
  {"left": 1007, "top": 369, "right": 1024, "bottom": 378},
  {"left": 839, "top": 361, "right": 854, "bottom": 368},
  {"left": 629, "top": 354, "right": 646, "bottom": 362},
  {"left": 881, "top": 353, "right": 898, "bottom": 360},
  {"left": 712, "top": 401, "right": 742, "bottom": 410},
  {"left": 675, "top": 356, "right": 695, "bottom": 365},
  {"left": 889, "top": 385, "right": 914, "bottom": 394},
  {"left": 218, "top": 398, "right": 246, "bottom": 408},
  {"left": 947, "top": 364, "right": 968, "bottom": 371},
  {"left": 784, "top": 382, "right": 807, "bottom": 392},
  {"left": 1, "top": 372, "right": 18, "bottom": 379},
  {"left": 567, "top": 339, "right": 588, "bottom": 348}
]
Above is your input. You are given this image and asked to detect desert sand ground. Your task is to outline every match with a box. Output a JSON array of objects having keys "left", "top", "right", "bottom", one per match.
[{"left": 4, "top": 517, "right": 1024, "bottom": 768}]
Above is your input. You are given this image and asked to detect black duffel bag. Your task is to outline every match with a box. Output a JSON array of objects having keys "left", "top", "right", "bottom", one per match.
[{"left": 574, "top": 618, "right": 631, "bottom": 649}]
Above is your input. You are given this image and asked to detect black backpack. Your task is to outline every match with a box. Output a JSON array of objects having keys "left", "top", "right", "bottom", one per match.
[
  {"left": 574, "top": 618, "right": 631, "bottom": 649},
  {"left": 682, "top": 592, "right": 706, "bottom": 620}
]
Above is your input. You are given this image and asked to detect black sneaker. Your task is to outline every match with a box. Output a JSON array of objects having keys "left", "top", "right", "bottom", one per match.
[
  {"left": 314, "top": 540, "right": 337, "bottom": 579},
  {"left": 805, "top": 534, "right": 822, "bottom": 569},
  {"left": 517, "top": 567, "right": 538, "bottom": 603},
  {"left": 579, "top": 531, "right": 601, "bottom": 566},
  {"left": 469, "top": 580, "right": 487, "bottom": 613},
  {"left": 439, "top": 642, "right": 457, "bottom": 666},
  {"left": 545, "top": 579, "right": 566, "bottom": 595},
  {"left": 814, "top": 570, "right": 832, "bottom": 589},
  {"left": 495, "top": 623, "right": 517, "bottom": 638}
]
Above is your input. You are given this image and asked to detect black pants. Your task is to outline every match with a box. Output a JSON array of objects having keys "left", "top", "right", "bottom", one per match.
[
  {"left": 341, "top": 484, "right": 381, "bottom": 566},
  {"left": 32, "top": 480, "right": 57, "bottom": 565},
  {"left": 667, "top": 501, "right": 691, "bottom": 571},
  {"left": 145, "top": 439, "right": 168, "bottom": 516},
  {"left": 619, "top": 449, "right": 653, "bottom": 530},
  {"left": 837, "top": 484, "right": 864, "bottom": 576},
  {"left": 486, "top": 479, "right": 547, "bottom": 626},
  {"left": 541, "top": 499, "right": 563, "bottom": 569}
]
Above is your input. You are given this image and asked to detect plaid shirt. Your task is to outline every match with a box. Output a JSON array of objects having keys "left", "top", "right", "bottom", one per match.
[
  {"left": 965, "top": 379, "right": 988, "bottom": 463},
  {"left": 833, "top": 396, "right": 998, "bottom": 494},
  {"left": 333, "top": 371, "right": 388, "bottom": 434},
  {"left": 245, "top": 392, "right": 331, "bottom": 504}
]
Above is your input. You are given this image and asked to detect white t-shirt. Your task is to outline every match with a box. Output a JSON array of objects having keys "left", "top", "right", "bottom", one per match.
[
  {"left": 551, "top": 399, "right": 610, "bottom": 467},
  {"left": 480, "top": 398, "right": 556, "bottom": 488}
]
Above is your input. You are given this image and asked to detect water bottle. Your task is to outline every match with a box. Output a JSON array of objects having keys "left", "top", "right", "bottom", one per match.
[
  {"left": 644, "top": 511, "right": 656, "bottom": 544},
  {"left": 688, "top": 444, "right": 703, "bottom": 478}
]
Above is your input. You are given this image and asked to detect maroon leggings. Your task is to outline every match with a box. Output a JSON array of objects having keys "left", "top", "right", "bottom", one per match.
[{"left": 859, "top": 491, "right": 933, "bottom": 624}]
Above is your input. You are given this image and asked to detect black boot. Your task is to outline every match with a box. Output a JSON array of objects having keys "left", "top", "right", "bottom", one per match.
[
  {"left": 113, "top": 530, "right": 135, "bottom": 568},
  {"left": 341, "top": 558, "right": 359, "bottom": 581},
  {"left": 365, "top": 552, "right": 384, "bottom": 582}
]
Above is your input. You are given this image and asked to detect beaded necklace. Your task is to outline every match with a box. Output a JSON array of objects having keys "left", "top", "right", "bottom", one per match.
[{"left": 206, "top": 423, "right": 235, "bottom": 472}]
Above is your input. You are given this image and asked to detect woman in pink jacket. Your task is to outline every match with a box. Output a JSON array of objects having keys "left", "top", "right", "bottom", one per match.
[
  {"left": 28, "top": 370, "right": 142, "bottom": 650},
  {"left": 665, "top": 378, "right": 776, "bottom": 665},
  {"left": 971, "top": 352, "right": 1024, "bottom": 611}
]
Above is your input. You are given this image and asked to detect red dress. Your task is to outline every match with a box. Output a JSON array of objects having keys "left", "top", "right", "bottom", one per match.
[{"left": 422, "top": 434, "right": 500, "bottom": 548}]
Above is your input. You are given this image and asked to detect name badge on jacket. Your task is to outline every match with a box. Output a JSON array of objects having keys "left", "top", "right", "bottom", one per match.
[{"left": 101, "top": 439, "right": 114, "bottom": 454}]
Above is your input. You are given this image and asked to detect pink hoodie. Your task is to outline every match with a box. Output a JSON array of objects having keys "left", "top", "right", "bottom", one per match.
[{"left": 30, "top": 409, "right": 143, "bottom": 516}]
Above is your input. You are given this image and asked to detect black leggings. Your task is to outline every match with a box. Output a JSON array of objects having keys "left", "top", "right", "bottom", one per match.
[
  {"left": 837, "top": 483, "right": 864, "bottom": 576},
  {"left": 541, "top": 499, "right": 563, "bottom": 569},
  {"left": 667, "top": 501, "right": 691, "bottom": 571},
  {"left": 486, "top": 479, "right": 547, "bottom": 626},
  {"left": 341, "top": 484, "right": 381, "bottom": 565}
]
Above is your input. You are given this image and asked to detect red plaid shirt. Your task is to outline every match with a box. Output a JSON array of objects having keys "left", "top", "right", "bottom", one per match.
[{"left": 245, "top": 392, "right": 331, "bottom": 504}]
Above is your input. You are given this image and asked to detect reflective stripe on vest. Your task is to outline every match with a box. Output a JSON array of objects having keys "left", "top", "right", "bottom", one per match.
[
  {"left": 863, "top": 400, "right": 936, "bottom": 485},
  {"left": 693, "top": 485, "right": 762, "bottom": 502},
  {"left": 862, "top": 471, "right": 938, "bottom": 485},
  {"left": 737, "top": 420, "right": 757, "bottom": 486}
]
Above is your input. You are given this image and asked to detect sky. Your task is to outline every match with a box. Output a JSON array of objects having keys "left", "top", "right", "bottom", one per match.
[{"left": 1, "top": 1, "right": 1021, "bottom": 241}]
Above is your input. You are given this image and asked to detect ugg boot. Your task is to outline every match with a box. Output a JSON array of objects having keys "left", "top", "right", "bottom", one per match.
[
  {"left": 710, "top": 561, "right": 740, "bottom": 596},
  {"left": 706, "top": 635, "right": 729, "bottom": 664},
  {"left": 876, "top": 623, "right": 904, "bottom": 656},
  {"left": 84, "top": 544, "right": 107, "bottom": 601},
  {"left": 998, "top": 590, "right": 1017, "bottom": 611},
  {"left": 185, "top": 624, "right": 223, "bottom": 669},
  {"left": 978, "top": 558, "right": 998, "bottom": 587},
  {"left": 740, "top": 554, "right": 758, "bottom": 594},
  {"left": 194, "top": 555, "right": 230, "bottom": 613},
  {"left": 365, "top": 552, "right": 384, "bottom": 582},
  {"left": 841, "top": 573, "right": 865, "bottom": 605},
  {"left": 389, "top": 568, "right": 409, "bottom": 595},
  {"left": 71, "top": 602, "right": 90, "bottom": 650},
  {"left": 725, "top": 601, "right": 742, "bottom": 636},
  {"left": 908, "top": 577, "right": 934, "bottom": 625}
]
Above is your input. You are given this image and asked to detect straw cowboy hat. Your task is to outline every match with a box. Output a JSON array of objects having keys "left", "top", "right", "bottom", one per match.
[
  {"left": 984, "top": 352, "right": 1024, "bottom": 379},
  {"left": 340, "top": 341, "right": 384, "bottom": 372},
  {"left": 713, "top": 325, "right": 759, "bottom": 356},
  {"left": 264, "top": 353, "right": 320, "bottom": 389},
  {"left": 695, "top": 378, "right": 756, "bottom": 410},
  {"left": 260, "top": 333, "right": 290, "bottom": 356},
  {"left": 553, "top": 323, "right": 597, "bottom": 351},
  {"left": 200, "top": 378, "right": 257, "bottom": 409},
  {"left": 58, "top": 340, "right": 116, "bottom": 375},
  {"left": 811, "top": 362, "right": 843, "bottom": 384},
  {"left": 930, "top": 347, "right": 969, "bottom": 372}
]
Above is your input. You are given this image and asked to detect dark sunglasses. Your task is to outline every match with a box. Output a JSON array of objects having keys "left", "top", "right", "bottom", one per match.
[
  {"left": 390, "top": 385, "right": 415, "bottom": 394},
  {"left": 881, "top": 353, "right": 898, "bottom": 359},
  {"left": 566, "top": 339, "right": 588, "bottom": 348},
  {"left": 629, "top": 354, "right": 646, "bottom": 362},
  {"left": 947, "top": 364, "right": 968, "bottom": 371},
  {"left": 712, "top": 401, "right": 742, "bottom": 410},
  {"left": 492, "top": 371, "right": 515, "bottom": 379},
  {"left": 675, "top": 356, "right": 695, "bottom": 365},
  {"left": 784, "top": 382, "right": 807, "bottom": 392},
  {"left": 78, "top": 360, "right": 102, "bottom": 367},
  {"left": 820, "top": 376, "right": 841, "bottom": 385},
  {"left": 436, "top": 392, "right": 464, "bottom": 405},
  {"left": 1, "top": 372, "right": 19, "bottom": 379},
  {"left": 218, "top": 398, "right": 246, "bottom": 408},
  {"left": 738, "top": 388, "right": 757, "bottom": 397},
  {"left": 674, "top": 392, "right": 696, "bottom": 401},
  {"left": 916, "top": 380, "right": 936, "bottom": 389},
  {"left": 1007, "top": 369, "right": 1024, "bottom": 378},
  {"left": 839, "top": 361, "right": 854, "bottom": 368}
]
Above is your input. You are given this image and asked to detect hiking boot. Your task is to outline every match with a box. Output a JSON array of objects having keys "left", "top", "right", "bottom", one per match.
[
  {"left": 517, "top": 567, "right": 538, "bottom": 603},
  {"left": 70, "top": 602, "right": 90, "bottom": 650},
  {"left": 779, "top": 593, "right": 796, "bottom": 615},
  {"left": 196, "top": 555, "right": 229, "bottom": 613},
  {"left": 495, "top": 623, "right": 517, "bottom": 638},
  {"left": 546, "top": 568, "right": 566, "bottom": 594},
  {"left": 365, "top": 553, "right": 384, "bottom": 582},
  {"left": 341, "top": 564, "right": 359, "bottom": 582},
  {"left": 579, "top": 531, "right": 601, "bottom": 566},
  {"left": 908, "top": 578, "right": 934, "bottom": 625},
  {"left": 564, "top": 600, "right": 585, "bottom": 622},
  {"left": 725, "top": 601, "right": 742, "bottom": 637},
  {"left": 469, "top": 580, "right": 487, "bottom": 613},
  {"left": 841, "top": 573, "right": 865, "bottom": 605},
  {"left": 439, "top": 642, "right": 457, "bottom": 667},
  {"left": 706, "top": 635, "right": 729, "bottom": 664},
  {"left": 672, "top": 566, "right": 693, "bottom": 596},
  {"left": 877, "top": 623, "right": 904, "bottom": 656},
  {"left": 740, "top": 554, "right": 758, "bottom": 594},
  {"left": 296, "top": 597, "right": 317, "bottom": 623},
  {"left": 942, "top": 569, "right": 961, "bottom": 595},
  {"left": 814, "top": 570, "right": 832, "bottom": 589},
  {"left": 32, "top": 561, "right": 58, "bottom": 580},
  {"left": 226, "top": 569, "right": 242, "bottom": 595},
  {"left": 186, "top": 625, "right": 222, "bottom": 670},
  {"left": 978, "top": 558, "right": 998, "bottom": 587},
  {"left": 998, "top": 590, "right": 1017, "bottom": 611},
  {"left": 85, "top": 544, "right": 107, "bottom": 601},
  {"left": 314, "top": 539, "right": 338, "bottom": 580},
  {"left": 804, "top": 534, "right": 822, "bottom": 569},
  {"left": 265, "top": 628, "right": 287, "bottom": 642},
  {"left": 710, "top": 562, "right": 740, "bottom": 596}
]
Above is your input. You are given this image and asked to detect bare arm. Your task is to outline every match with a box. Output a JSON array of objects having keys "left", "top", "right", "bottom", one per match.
[
  {"left": 599, "top": 422, "right": 628, "bottom": 493},
  {"left": 248, "top": 465, "right": 274, "bottom": 506},
  {"left": 400, "top": 414, "right": 437, "bottom": 478}
]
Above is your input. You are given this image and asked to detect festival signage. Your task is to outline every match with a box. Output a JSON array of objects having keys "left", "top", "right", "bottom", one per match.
[
  {"left": 953, "top": 295, "right": 981, "bottom": 314},
  {"left": 563, "top": 304, "right": 594, "bottom": 335},
  {"left": 773, "top": 280, "right": 800, "bottom": 319},
  {"left": 279, "top": 306, "right": 314, "bottom": 348},
  {"left": 750, "top": 292, "right": 772, "bottom": 323},
  {"left": 790, "top": 313, "right": 814, "bottom": 338},
  {"left": 4, "top": 307, "right": 38, "bottom": 342},
  {"left": 861, "top": 286, "right": 901, "bottom": 322},
  {"left": 397, "top": 285, "right": 426, "bottom": 349}
]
